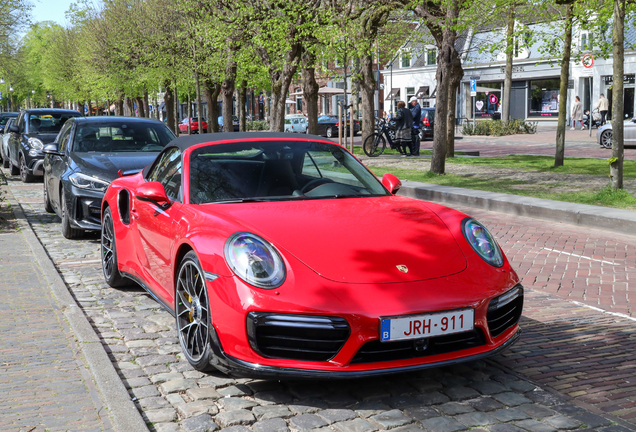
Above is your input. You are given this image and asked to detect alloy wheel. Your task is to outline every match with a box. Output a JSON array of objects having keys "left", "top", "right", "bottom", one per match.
[{"left": 176, "top": 258, "right": 210, "bottom": 363}]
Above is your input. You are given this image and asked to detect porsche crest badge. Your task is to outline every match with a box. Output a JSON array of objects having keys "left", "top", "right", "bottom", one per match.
[{"left": 396, "top": 265, "right": 408, "bottom": 273}]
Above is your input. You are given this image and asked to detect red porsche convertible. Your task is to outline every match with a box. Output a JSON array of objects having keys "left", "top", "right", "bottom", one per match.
[{"left": 100, "top": 132, "right": 522, "bottom": 378}]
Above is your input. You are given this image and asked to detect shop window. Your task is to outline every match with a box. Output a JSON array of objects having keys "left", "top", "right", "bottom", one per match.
[
  {"left": 474, "top": 82, "right": 502, "bottom": 118},
  {"left": 427, "top": 49, "right": 437, "bottom": 65},
  {"left": 401, "top": 51, "right": 411, "bottom": 68},
  {"left": 528, "top": 79, "right": 561, "bottom": 117}
]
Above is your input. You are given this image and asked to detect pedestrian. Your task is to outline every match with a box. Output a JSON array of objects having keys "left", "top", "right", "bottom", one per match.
[
  {"left": 409, "top": 97, "right": 421, "bottom": 156},
  {"left": 596, "top": 93, "right": 609, "bottom": 125},
  {"left": 571, "top": 96, "right": 583, "bottom": 130},
  {"left": 394, "top": 101, "right": 414, "bottom": 156}
]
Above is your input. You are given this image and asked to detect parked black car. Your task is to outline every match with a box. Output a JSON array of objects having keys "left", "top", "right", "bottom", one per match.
[
  {"left": 43, "top": 116, "right": 176, "bottom": 239},
  {"left": 317, "top": 115, "right": 360, "bottom": 138},
  {"left": 1, "top": 118, "right": 15, "bottom": 168},
  {"left": 420, "top": 108, "right": 435, "bottom": 140},
  {"left": 0, "top": 112, "right": 18, "bottom": 134},
  {"left": 7, "top": 109, "right": 83, "bottom": 182}
]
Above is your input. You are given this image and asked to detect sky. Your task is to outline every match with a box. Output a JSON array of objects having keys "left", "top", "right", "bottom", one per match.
[{"left": 31, "top": 0, "right": 77, "bottom": 26}]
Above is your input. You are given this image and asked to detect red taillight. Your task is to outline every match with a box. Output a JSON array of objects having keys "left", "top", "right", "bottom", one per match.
[
  {"left": 422, "top": 118, "right": 430, "bottom": 127},
  {"left": 335, "top": 122, "right": 339, "bottom": 126}
]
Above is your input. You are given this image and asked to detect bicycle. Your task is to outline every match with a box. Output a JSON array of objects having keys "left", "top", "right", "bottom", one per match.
[{"left": 363, "top": 118, "right": 420, "bottom": 157}]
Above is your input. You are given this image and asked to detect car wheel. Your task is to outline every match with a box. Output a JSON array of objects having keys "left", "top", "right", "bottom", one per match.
[
  {"left": 176, "top": 251, "right": 216, "bottom": 372},
  {"left": 2, "top": 153, "right": 8, "bottom": 168},
  {"left": 19, "top": 155, "right": 36, "bottom": 183},
  {"left": 61, "top": 191, "right": 83, "bottom": 239},
  {"left": 9, "top": 155, "right": 19, "bottom": 175},
  {"left": 101, "top": 207, "right": 128, "bottom": 287},
  {"left": 326, "top": 127, "right": 333, "bottom": 138},
  {"left": 43, "top": 182, "right": 54, "bottom": 213},
  {"left": 600, "top": 130, "right": 612, "bottom": 149}
]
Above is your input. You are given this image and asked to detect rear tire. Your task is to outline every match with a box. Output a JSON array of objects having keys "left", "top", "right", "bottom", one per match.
[
  {"left": 101, "top": 207, "right": 128, "bottom": 287},
  {"left": 61, "top": 192, "right": 83, "bottom": 239},
  {"left": 600, "top": 130, "right": 612, "bottom": 149},
  {"left": 363, "top": 133, "right": 386, "bottom": 157}
]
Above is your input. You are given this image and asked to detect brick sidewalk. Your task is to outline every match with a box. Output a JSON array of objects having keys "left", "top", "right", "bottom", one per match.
[{"left": 0, "top": 218, "right": 112, "bottom": 430}]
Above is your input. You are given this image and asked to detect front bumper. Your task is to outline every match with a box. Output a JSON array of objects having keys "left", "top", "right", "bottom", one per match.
[{"left": 65, "top": 185, "right": 106, "bottom": 231}]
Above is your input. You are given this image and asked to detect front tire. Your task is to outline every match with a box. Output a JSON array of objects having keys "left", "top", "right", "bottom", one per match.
[
  {"left": 19, "top": 155, "right": 36, "bottom": 183},
  {"left": 101, "top": 207, "right": 128, "bottom": 287},
  {"left": 10, "top": 159, "right": 19, "bottom": 175},
  {"left": 600, "top": 130, "right": 612, "bottom": 149},
  {"left": 43, "top": 182, "right": 54, "bottom": 213},
  {"left": 61, "top": 191, "right": 83, "bottom": 239},
  {"left": 176, "top": 251, "right": 215, "bottom": 372},
  {"left": 363, "top": 133, "right": 386, "bottom": 157}
]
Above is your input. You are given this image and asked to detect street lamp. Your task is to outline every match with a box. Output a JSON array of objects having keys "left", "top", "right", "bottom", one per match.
[
  {"left": 9, "top": 85, "right": 13, "bottom": 111},
  {"left": 0, "top": 77, "right": 6, "bottom": 112},
  {"left": 31, "top": 89, "right": 35, "bottom": 109}
]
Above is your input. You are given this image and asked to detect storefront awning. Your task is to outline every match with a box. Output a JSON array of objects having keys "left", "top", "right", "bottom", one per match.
[
  {"left": 415, "top": 86, "right": 429, "bottom": 98},
  {"left": 421, "top": 87, "right": 436, "bottom": 99},
  {"left": 289, "top": 87, "right": 346, "bottom": 96},
  {"left": 385, "top": 88, "right": 400, "bottom": 101}
]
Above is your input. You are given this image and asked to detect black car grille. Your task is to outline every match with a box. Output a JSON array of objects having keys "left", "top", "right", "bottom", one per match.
[
  {"left": 350, "top": 328, "right": 486, "bottom": 364},
  {"left": 487, "top": 285, "right": 523, "bottom": 338},
  {"left": 246, "top": 312, "right": 350, "bottom": 362}
]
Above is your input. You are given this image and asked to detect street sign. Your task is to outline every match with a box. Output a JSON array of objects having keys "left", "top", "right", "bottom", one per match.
[
  {"left": 0, "top": 92, "right": 3, "bottom": 100},
  {"left": 568, "top": 79, "right": 574, "bottom": 89},
  {"left": 470, "top": 79, "right": 477, "bottom": 97},
  {"left": 469, "top": 76, "right": 480, "bottom": 80}
]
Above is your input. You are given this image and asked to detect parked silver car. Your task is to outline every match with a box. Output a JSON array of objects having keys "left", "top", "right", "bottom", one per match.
[
  {"left": 597, "top": 119, "right": 636, "bottom": 149},
  {"left": 1, "top": 118, "right": 15, "bottom": 168}
]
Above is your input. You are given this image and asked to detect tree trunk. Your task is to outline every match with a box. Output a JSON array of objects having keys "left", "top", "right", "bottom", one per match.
[
  {"left": 502, "top": 6, "right": 515, "bottom": 122},
  {"left": 555, "top": 4, "right": 573, "bottom": 168},
  {"left": 204, "top": 78, "right": 221, "bottom": 132},
  {"left": 87, "top": 100, "right": 93, "bottom": 116},
  {"left": 115, "top": 94, "right": 124, "bottom": 117},
  {"left": 195, "top": 72, "right": 204, "bottom": 133},
  {"left": 238, "top": 80, "right": 247, "bottom": 132},
  {"left": 302, "top": 48, "right": 320, "bottom": 135},
  {"left": 135, "top": 96, "right": 145, "bottom": 118},
  {"left": 610, "top": 0, "right": 625, "bottom": 189},
  {"left": 125, "top": 97, "right": 134, "bottom": 117},
  {"left": 173, "top": 85, "right": 180, "bottom": 135},
  {"left": 143, "top": 92, "right": 150, "bottom": 118},
  {"left": 359, "top": 52, "right": 376, "bottom": 144},
  {"left": 222, "top": 58, "right": 237, "bottom": 133},
  {"left": 446, "top": 56, "right": 463, "bottom": 158},
  {"left": 187, "top": 93, "right": 192, "bottom": 135},
  {"left": 164, "top": 81, "right": 176, "bottom": 135}
]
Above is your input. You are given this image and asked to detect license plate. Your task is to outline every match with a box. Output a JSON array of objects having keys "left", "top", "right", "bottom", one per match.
[{"left": 380, "top": 309, "right": 474, "bottom": 342}]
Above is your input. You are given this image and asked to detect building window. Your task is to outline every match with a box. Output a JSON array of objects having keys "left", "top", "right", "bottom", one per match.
[
  {"left": 474, "top": 82, "right": 502, "bottom": 118},
  {"left": 427, "top": 49, "right": 437, "bottom": 65},
  {"left": 580, "top": 33, "right": 593, "bottom": 51},
  {"left": 401, "top": 51, "right": 411, "bottom": 68},
  {"left": 422, "top": 101, "right": 430, "bottom": 108},
  {"left": 296, "top": 97, "right": 303, "bottom": 112},
  {"left": 406, "top": 87, "right": 415, "bottom": 101},
  {"left": 528, "top": 79, "right": 561, "bottom": 117}
]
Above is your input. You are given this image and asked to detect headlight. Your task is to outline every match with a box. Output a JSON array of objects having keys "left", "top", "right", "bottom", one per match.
[
  {"left": 224, "top": 232, "right": 286, "bottom": 289},
  {"left": 461, "top": 218, "right": 503, "bottom": 267},
  {"left": 69, "top": 172, "right": 110, "bottom": 192},
  {"left": 27, "top": 137, "right": 44, "bottom": 150}
]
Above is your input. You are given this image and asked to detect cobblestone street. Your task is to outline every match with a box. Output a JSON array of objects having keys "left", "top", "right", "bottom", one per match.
[{"left": 2, "top": 167, "right": 636, "bottom": 432}]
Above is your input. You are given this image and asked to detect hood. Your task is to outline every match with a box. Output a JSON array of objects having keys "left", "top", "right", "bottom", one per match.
[
  {"left": 205, "top": 196, "right": 467, "bottom": 284},
  {"left": 26, "top": 133, "right": 58, "bottom": 144},
  {"left": 70, "top": 152, "right": 159, "bottom": 182}
]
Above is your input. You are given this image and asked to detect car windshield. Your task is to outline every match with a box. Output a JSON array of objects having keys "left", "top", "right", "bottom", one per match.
[
  {"left": 72, "top": 121, "right": 175, "bottom": 152},
  {"left": 28, "top": 113, "right": 80, "bottom": 134},
  {"left": 189, "top": 140, "right": 390, "bottom": 204},
  {"left": 0, "top": 115, "right": 16, "bottom": 125}
]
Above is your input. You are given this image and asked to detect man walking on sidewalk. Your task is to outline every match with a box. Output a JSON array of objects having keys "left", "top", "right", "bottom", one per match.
[{"left": 596, "top": 93, "right": 609, "bottom": 126}]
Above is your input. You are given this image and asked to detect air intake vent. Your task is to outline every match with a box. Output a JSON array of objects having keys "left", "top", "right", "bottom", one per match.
[
  {"left": 350, "top": 329, "right": 486, "bottom": 364},
  {"left": 487, "top": 285, "right": 523, "bottom": 338},
  {"left": 246, "top": 312, "right": 350, "bottom": 362}
]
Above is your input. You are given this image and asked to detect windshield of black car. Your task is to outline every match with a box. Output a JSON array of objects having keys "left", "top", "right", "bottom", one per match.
[
  {"left": 28, "top": 113, "right": 79, "bottom": 134},
  {"left": 0, "top": 116, "right": 16, "bottom": 125},
  {"left": 189, "top": 141, "right": 390, "bottom": 204},
  {"left": 72, "top": 121, "right": 175, "bottom": 152}
]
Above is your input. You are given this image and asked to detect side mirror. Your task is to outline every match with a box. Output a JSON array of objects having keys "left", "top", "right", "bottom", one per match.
[
  {"left": 43, "top": 143, "right": 62, "bottom": 156},
  {"left": 9, "top": 125, "right": 18, "bottom": 133},
  {"left": 136, "top": 181, "right": 170, "bottom": 205},
  {"left": 382, "top": 173, "right": 402, "bottom": 194}
]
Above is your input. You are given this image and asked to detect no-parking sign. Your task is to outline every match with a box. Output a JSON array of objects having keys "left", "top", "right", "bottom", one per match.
[{"left": 583, "top": 54, "right": 594, "bottom": 68}]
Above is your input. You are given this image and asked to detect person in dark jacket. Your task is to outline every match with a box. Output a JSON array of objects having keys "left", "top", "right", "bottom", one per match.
[
  {"left": 394, "top": 101, "right": 414, "bottom": 156},
  {"left": 409, "top": 97, "right": 421, "bottom": 156}
]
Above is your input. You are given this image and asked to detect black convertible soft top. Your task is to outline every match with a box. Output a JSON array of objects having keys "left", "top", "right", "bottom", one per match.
[{"left": 167, "top": 132, "right": 330, "bottom": 152}]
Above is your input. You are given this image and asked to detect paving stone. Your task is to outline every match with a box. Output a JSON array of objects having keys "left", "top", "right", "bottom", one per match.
[
  {"left": 138, "top": 396, "right": 171, "bottom": 410},
  {"left": 599, "top": 426, "right": 634, "bottom": 432},
  {"left": 180, "top": 413, "right": 219, "bottom": 432},
  {"left": 492, "top": 408, "right": 530, "bottom": 422},
  {"left": 468, "top": 397, "right": 504, "bottom": 412},
  {"left": 254, "top": 390, "right": 295, "bottom": 405},
  {"left": 144, "top": 364, "right": 171, "bottom": 375},
  {"left": 317, "top": 409, "right": 357, "bottom": 424},
  {"left": 218, "top": 397, "right": 258, "bottom": 411},
  {"left": 196, "top": 375, "right": 236, "bottom": 388},
  {"left": 153, "top": 423, "right": 182, "bottom": 432},
  {"left": 442, "top": 386, "right": 481, "bottom": 401},
  {"left": 350, "top": 401, "right": 392, "bottom": 418},
  {"left": 253, "top": 418, "right": 289, "bottom": 432},
  {"left": 419, "top": 391, "right": 451, "bottom": 406},
  {"left": 552, "top": 403, "right": 588, "bottom": 416},
  {"left": 419, "top": 417, "right": 468, "bottom": 432},
  {"left": 218, "top": 384, "right": 253, "bottom": 397},
  {"left": 454, "top": 412, "right": 498, "bottom": 427},
  {"left": 332, "top": 418, "right": 378, "bottom": 432},
  {"left": 289, "top": 414, "right": 329, "bottom": 431},
  {"left": 571, "top": 412, "right": 612, "bottom": 428},
  {"left": 289, "top": 399, "right": 329, "bottom": 414},
  {"left": 543, "top": 415, "right": 582, "bottom": 430},
  {"left": 514, "top": 419, "right": 557, "bottom": 432},
  {"left": 166, "top": 393, "right": 186, "bottom": 405},
  {"left": 517, "top": 404, "right": 555, "bottom": 419},
  {"left": 221, "top": 427, "right": 252, "bottom": 432},
  {"left": 143, "top": 408, "right": 178, "bottom": 423},
  {"left": 124, "top": 376, "right": 152, "bottom": 388},
  {"left": 160, "top": 379, "right": 198, "bottom": 394},
  {"left": 437, "top": 402, "right": 475, "bottom": 415},
  {"left": 506, "top": 381, "right": 536, "bottom": 393},
  {"left": 492, "top": 392, "right": 533, "bottom": 407},
  {"left": 370, "top": 409, "right": 412, "bottom": 429},
  {"left": 325, "top": 392, "right": 359, "bottom": 408},
  {"left": 186, "top": 387, "right": 222, "bottom": 401},
  {"left": 252, "top": 405, "right": 293, "bottom": 420},
  {"left": 385, "top": 395, "right": 423, "bottom": 409},
  {"left": 524, "top": 391, "right": 566, "bottom": 406},
  {"left": 469, "top": 381, "right": 509, "bottom": 395},
  {"left": 403, "top": 406, "right": 438, "bottom": 421},
  {"left": 130, "top": 384, "right": 161, "bottom": 399},
  {"left": 390, "top": 426, "right": 425, "bottom": 432},
  {"left": 176, "top": 400, "right": 219, "bottom": 418},
  {"left": 215, "top": 409, "right": 256, "bottom": 428},
  {"left": 490, "top": 424, "right": 527, "bottom": 432}
]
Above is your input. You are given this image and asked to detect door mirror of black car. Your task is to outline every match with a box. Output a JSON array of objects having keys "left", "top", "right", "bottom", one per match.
[
  {"left": 43, "top": 143, "right": 63, "bottom": 156},
  {"left": 9, "top": 125, "right": 18, "bottom": 133}
]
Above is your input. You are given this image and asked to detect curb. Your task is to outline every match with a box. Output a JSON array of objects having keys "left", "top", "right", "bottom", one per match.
[
  {"left": 398, "top": 180, "right": 636, "bottom": 235},
  {"left": 5, "top": 189, "right": 149, "bottom": 432}
]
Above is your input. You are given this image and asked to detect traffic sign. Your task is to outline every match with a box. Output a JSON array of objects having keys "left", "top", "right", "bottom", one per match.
[
  {"left": 582, "top": 54, "right": 594, "bottom": 68},
  {"left": 469, "top": 76, "right": 480, "bottom": 80},
  {"left": 470, "top": 80, "right": 477, "bottom": 97}
]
